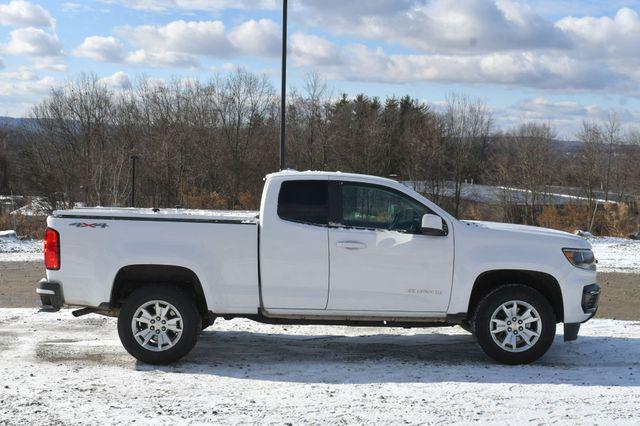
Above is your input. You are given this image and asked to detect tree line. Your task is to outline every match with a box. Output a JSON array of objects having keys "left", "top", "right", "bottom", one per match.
[{"left": 1, "top": 71, "right": 639, "bottom": 235}]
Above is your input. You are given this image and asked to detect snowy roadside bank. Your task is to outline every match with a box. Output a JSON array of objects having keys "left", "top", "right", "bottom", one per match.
[
  {"left": 0, "top": 309, "right": 638, "bottom": 424},
  {"left": 0, "top": 230, "right": 42, "bottom": 262},
  {"left": 590, "top": 237, "right": 640, "bottom": 273}
]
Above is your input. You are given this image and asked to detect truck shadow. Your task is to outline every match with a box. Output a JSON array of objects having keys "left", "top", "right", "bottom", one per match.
[{"left": 136, "top": 329, "right": 640, "bottom": 387}]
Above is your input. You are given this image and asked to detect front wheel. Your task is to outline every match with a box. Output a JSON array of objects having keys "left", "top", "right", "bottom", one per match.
[
  {"left": 473, "top": 284, "right": 556, "bottom": 365},
  {"left": 117, "top": 284, "right": 201, "bottom": 365}
]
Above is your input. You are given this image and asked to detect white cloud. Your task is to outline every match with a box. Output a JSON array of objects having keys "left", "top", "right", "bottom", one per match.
[
  {"left": 556, "top": 8, "right": 640, "bottom": 59},
  {"left": 73, "top": 34, "right": 199, "bottom": 67},
  {"left": 0, "top": 0, "right": 56, "bottom": 29},
  {"left": 514, "top": 97, "right": 591, "bottom": 118},
  {"left": 75, "top": 18, "right": 283, "bottom": 68},
  {"left": 117, "top": 20, "right": 234, "bottom": 57},
  {"left": 3, "top": 27, "right": 62, "bottom": 57},
  {"left": 0, "top": 66, "right": 37, "bottom": 81},
  {"left": 286, "top": 2, "right": 640, "bottom": 94},
  {"left": 495, "top": 97, "right": 640, "bottom": 137},
  {"left": 0, "top": 74, "right": 60, "bottom": 116},
  {"left": 300, "top": 0, "right": 569, "bottom": 54},
  {"left": 125, "top": 49, "right": 199, "bottom": 67},
  {"left": 62, "top": 3, "right": 82, "bottom": 12},
  {"left": 229, "top": 19, "right": 280, "bottom": 57},
  {"left": 99, "top": 71, "right": 132, "bottom": 89},
  {"left": 101, "top": 0, "right": 278, "bottom": 12},
  {"left": 290, "top": 33, "right": 338, "bottom": 66},
  {"left": 74, "top": 36, "right": 126, "bottom": 62},
  {"left": 33, "top": 56, "right": 67, "bottom": 71},
  {"left": 289, "top": 39, "right": 617, "bottom": 92},
  {"left": 209, "top": 62, "right": 241, "bottom": 73}
]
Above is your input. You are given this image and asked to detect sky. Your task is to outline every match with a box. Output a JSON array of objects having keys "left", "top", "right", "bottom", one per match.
[{"left": 0, "top": 0, "right": 639, "bottom": 138}]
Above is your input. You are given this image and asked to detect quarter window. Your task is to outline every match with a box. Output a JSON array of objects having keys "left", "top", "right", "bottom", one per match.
[
  {"left": 340, "top": 183, "right": 430, "bottom": 233},
  {"left": 278, "top": 180, "right": 328, "bottom": 225}
]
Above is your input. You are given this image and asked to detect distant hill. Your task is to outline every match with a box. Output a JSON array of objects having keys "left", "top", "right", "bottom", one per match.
[
  {"left": 553, "top": 139, "right": 584, "bottom": 152},
  {"left": 0, "top": 117, "right": 25, "bottom": 127},
  {"left": 0, "top": 116, "right": 38, "bottom": 130}
]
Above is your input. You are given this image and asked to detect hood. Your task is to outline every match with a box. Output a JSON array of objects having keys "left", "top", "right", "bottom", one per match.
[{"left": 461, "top": 220, "right": 591, "bottom": 248}]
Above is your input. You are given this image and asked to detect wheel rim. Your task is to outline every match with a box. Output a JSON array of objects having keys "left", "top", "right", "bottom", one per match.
[
  {"left": 131, "top": 300, "right": 183, "bottom": 352},
  {"left": 489, "top": 300, "right": 542, "bottom": 353}
]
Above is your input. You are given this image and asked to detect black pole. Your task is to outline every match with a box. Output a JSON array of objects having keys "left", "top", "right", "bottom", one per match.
[
  {"left": 130, "top": 155, "right": 138, "bottom": 207},
  {"left": 280, "top": 0, "right": 288, "bottom": 171}
]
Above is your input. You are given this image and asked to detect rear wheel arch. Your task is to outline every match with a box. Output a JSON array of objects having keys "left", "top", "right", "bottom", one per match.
[
  {"left": 111, "top": 265, "right": 209, "bottom": 323},
  {"left": 467, "top": 270, "right": 564, "bottom": 323}
]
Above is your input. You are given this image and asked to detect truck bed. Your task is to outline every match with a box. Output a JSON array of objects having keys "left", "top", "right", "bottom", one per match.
[
  {"left": 53, "top": 207, "right": 259, "bottom": 224},
  {"left": 46, "top": 207, "right": 260, "bottom": 313}
]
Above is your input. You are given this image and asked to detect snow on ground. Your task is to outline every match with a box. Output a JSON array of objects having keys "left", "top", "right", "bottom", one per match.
[
  {"left": 0, "top": 309, "right": 638, "bottom": 424},
  {"left": 590, "top": 237, "right": 640, "bottom": 273},
  {"left": 0, "top": 231, "right": 42, "bottom": 262}
]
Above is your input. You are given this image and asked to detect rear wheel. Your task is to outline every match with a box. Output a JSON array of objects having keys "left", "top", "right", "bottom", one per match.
[
  {"left": 473, "top": 284, "right": 556, "bottom": 365},
  {"left": 117, "top": 284, "right": 201, "bottom": 364}
]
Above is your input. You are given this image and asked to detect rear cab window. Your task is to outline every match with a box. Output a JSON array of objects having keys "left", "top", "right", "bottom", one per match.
[{"left": 277, "top": 180, "right": 329, "bottom": 226}]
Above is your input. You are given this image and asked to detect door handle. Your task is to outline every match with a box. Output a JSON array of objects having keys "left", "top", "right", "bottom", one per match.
[{"left": 336, "top": 241, "right": 367, "bottom": 250}]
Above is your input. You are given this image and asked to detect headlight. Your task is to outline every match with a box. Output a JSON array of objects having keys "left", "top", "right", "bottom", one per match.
[{"left": 562, "top": 248, "right": 596, "bottom": 271}]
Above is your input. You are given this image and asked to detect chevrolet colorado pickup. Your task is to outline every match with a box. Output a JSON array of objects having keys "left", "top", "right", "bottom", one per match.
[{"left": 37, "top": 171, "right": 600, "bottom": 365}]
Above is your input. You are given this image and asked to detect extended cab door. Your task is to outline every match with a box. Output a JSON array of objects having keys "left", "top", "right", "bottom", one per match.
[
  {"left": 259, "top": 177, "right": 330, "bottom": 309},
  {"left": 327, "top": 180, "right": 454, "bottom": 313}
]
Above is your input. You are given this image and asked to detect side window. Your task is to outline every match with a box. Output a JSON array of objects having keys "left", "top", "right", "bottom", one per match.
[
  {"left": 341, "top": 183, "right": 430, "bottom": 233},
  {"left": 278, "top": 180, "right": 328, "bottom": 226}
]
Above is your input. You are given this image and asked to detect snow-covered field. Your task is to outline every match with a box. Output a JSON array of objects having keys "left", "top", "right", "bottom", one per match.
[
  {"left": 590, "top": 237, "right": 640, "bottom": 273},
  {"left": 0, "top": 230, "right": 42, "bottom": 262},
  {"left": 0, "top": 309, "right": 638, "bottom": 424}
]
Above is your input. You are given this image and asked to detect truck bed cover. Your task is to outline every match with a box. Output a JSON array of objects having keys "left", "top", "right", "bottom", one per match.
[{"left": 52, "top": 207, "right": 259, "bottom": 224}]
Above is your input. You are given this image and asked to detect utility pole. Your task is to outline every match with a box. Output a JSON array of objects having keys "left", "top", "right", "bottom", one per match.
[
  {"left": 130, "top": 155, "right": 139, "bottom": 207},
  {"left": 280, "top": 0, "right": 288, "bottom": 171}
]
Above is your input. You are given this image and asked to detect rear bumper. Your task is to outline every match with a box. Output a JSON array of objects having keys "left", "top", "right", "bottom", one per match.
[
  {"left": 36, "top": 279, "right": 64, "bottom": 312},
  {"left": 564, "top": 283, "right": 601, "bottom": 342}
]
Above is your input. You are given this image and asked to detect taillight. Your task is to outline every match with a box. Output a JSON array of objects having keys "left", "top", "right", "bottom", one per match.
[{"left": 44, "top": 227, "right": 60, "bottom": 270}]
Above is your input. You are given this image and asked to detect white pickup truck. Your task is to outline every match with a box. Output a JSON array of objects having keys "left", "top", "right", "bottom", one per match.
[{"left": 37, "top": 171, "right": 600, "bottom": 365}]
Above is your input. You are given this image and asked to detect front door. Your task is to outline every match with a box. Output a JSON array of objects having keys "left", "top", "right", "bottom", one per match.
[{"left": 327, "top": 181, "right": 454, "bottom": 313}]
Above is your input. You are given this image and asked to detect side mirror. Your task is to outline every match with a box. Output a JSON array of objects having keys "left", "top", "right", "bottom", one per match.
[{"left": 421, "top": 214, "right": 446, "bottom": 236}]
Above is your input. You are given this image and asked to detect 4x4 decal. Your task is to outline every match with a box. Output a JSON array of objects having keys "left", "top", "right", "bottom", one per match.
[{"left": 69, "top": 222, "right": 108, "bottom": 229}]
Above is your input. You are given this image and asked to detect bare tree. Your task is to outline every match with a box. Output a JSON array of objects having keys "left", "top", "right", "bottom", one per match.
[
  {"left": 575, "top": 121, "right": 604, "bottom": 212},
  {"left": 0, "top": 126, "right": 9, "bottom": 194},
  {"left": 442, "top": 93, "right": 492, "bottom": 217},
  {"left": 602, "top": 113, "right": 622, "bottom": 202},
  {"left": 210, "top": 69, "right": 276, "bottom": 207}
]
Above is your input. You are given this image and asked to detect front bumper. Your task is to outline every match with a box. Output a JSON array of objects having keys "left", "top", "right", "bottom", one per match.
[
  {"left": 36, "top": 279, "right": 64, "bottom": 312},
  {"left": 564, "top": 283, "right": 601, "bottom": 342}
]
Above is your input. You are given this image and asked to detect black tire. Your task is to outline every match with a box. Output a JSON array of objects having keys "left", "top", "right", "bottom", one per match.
[
  {"left": 473, "top": 284, "right": 556, "bottom": 365},
  {"left": 117, "top": 284, "right": 201, "bottom": 365}
]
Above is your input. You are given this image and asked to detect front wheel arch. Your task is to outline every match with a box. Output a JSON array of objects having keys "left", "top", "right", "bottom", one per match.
[{"left": 467, "top": 270, "right": 564, "bottom": 323}]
